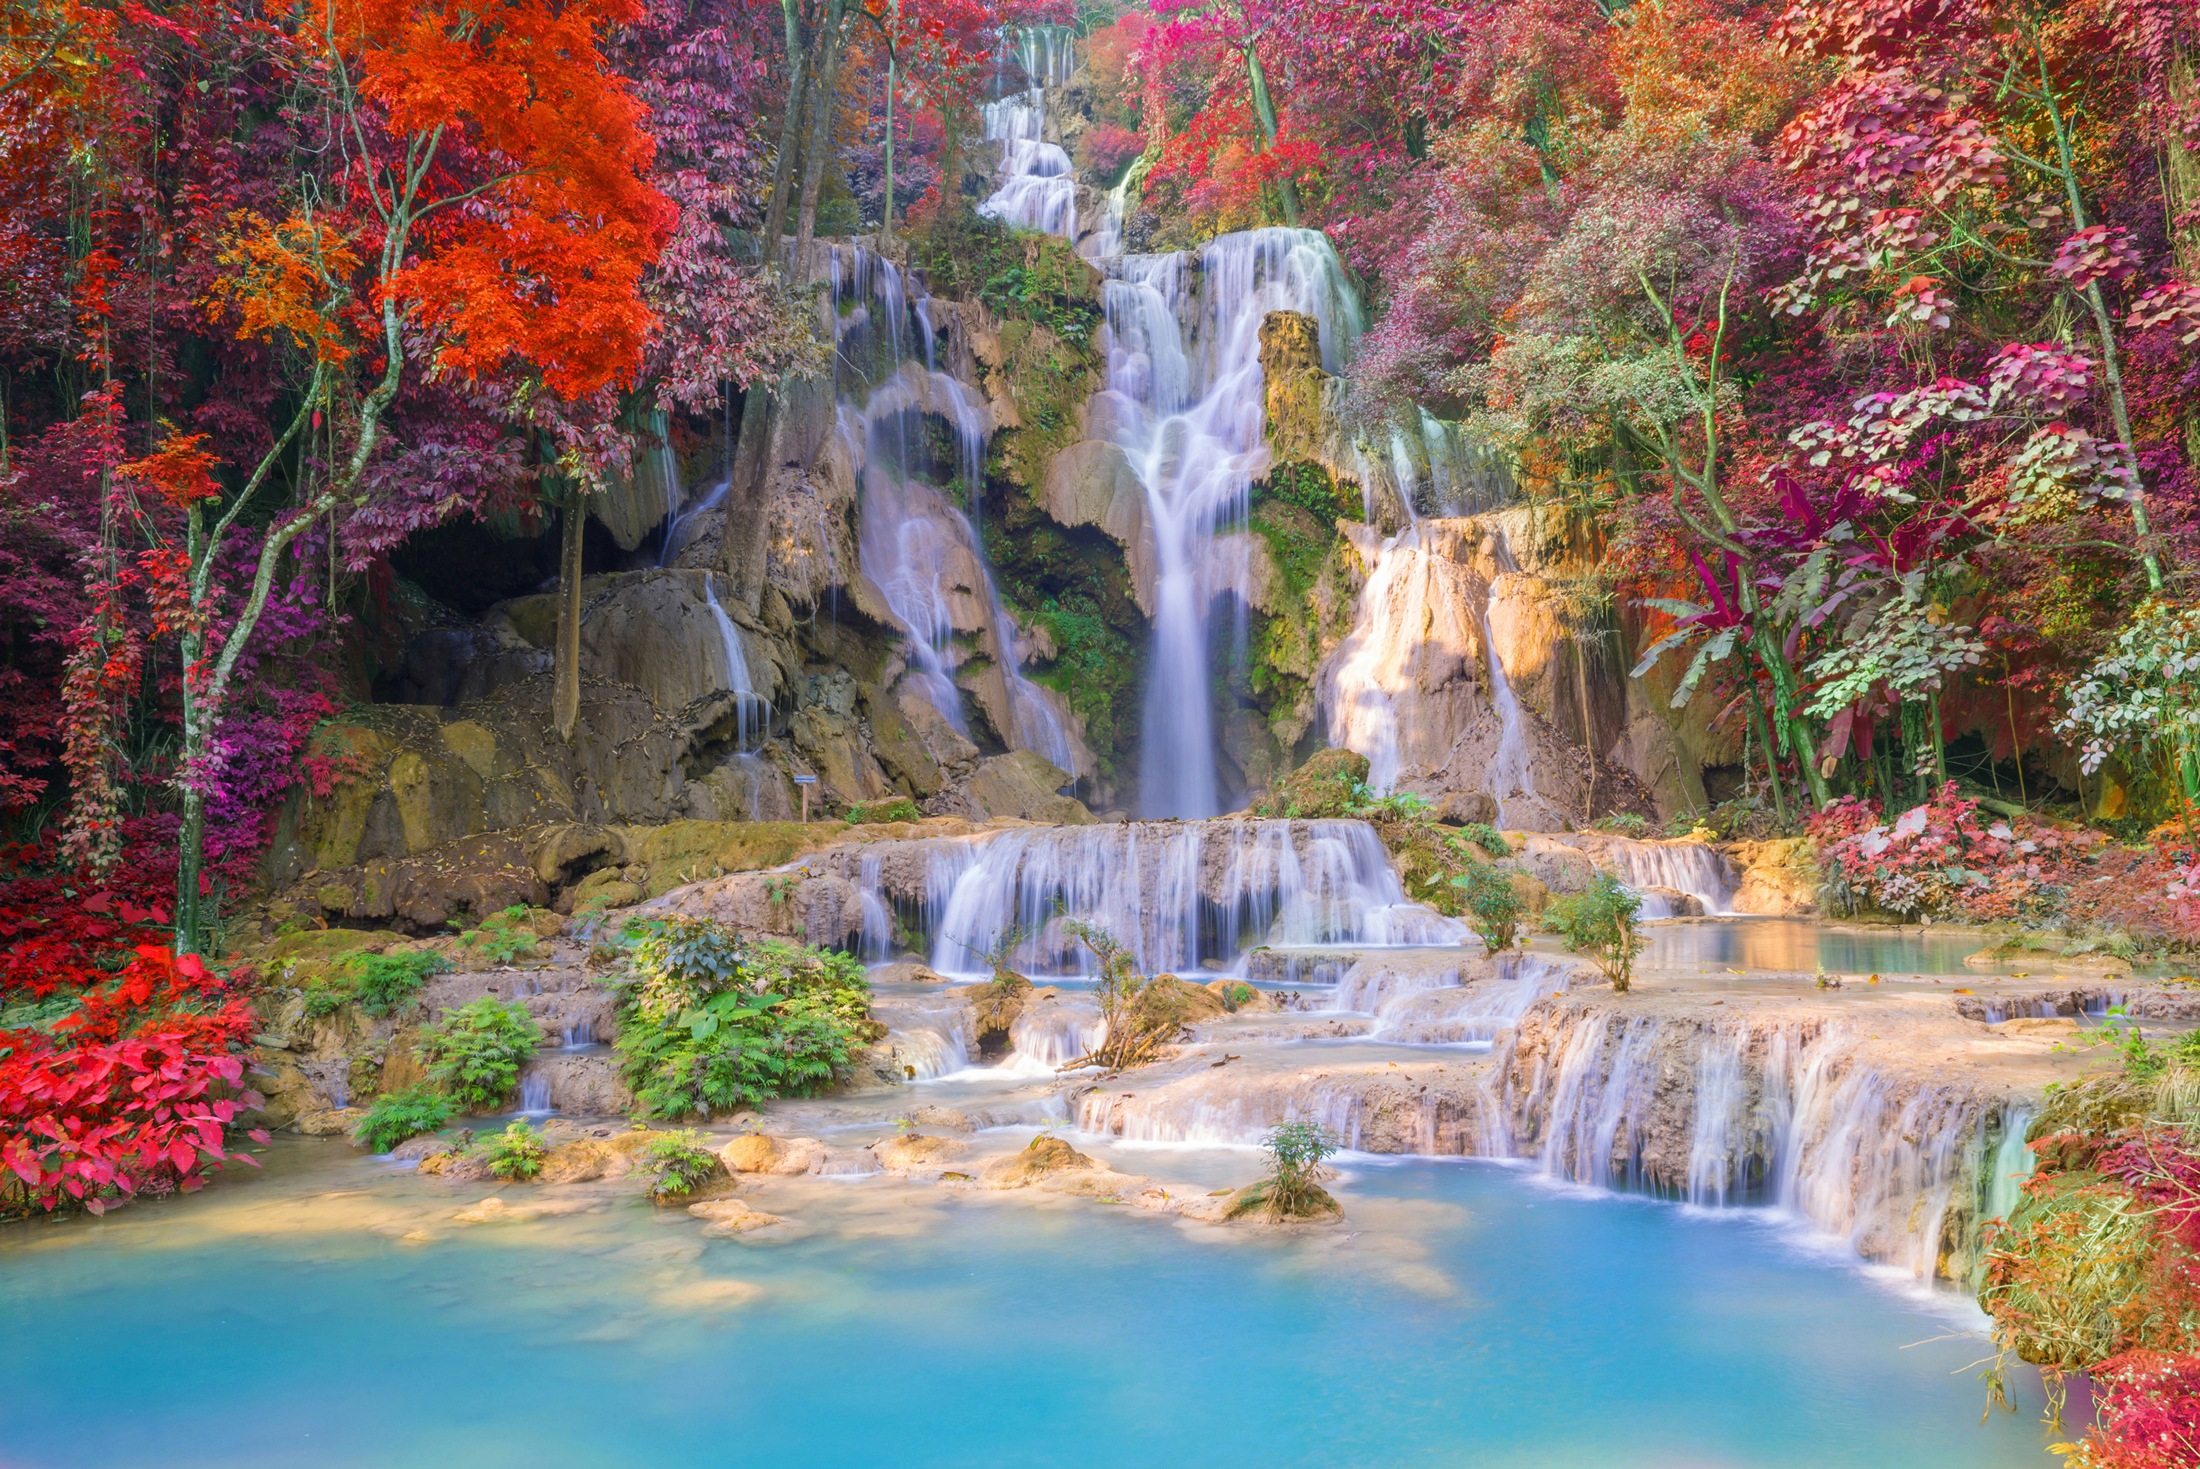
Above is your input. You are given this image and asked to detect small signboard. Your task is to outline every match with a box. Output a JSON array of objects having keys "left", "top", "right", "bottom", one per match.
[{"left": 791, "top": 773, "right": 818, "bottom": 822}]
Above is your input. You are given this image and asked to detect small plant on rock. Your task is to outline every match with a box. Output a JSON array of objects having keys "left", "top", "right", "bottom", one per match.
[
  {"left": 1230, "top": 1119, "right": 1341, "bottom": 1221},
  {"left": 1450, "top": 860, "right": 1523, "bottom": 952},
  {"left": 1452, "top": 823, "right": 1511, "bottom": 858},
  {"left": 644, "top": 1129, "right": 727, "bottom": 1202},
  {"left": 352, "top": 1085, "right": 453, "bottom": 1153},
  {"left": 1059, "top": 915, "right": 1186, "bottom": 1072},
  {"left": 460, "top": 907, "right": 548, "bottom": 966},
  {"left": 845, "top": 796, "right": 921, "bottom": 825},
  {"left": 483, "top": 1120, "right": 546, "bottom": 1181},
  {"left": 414, "top": 998, "right": 543, "bottom": 1112},
  {"left": 1545, "top": 871, "right": 1644, "bottom": 993}
]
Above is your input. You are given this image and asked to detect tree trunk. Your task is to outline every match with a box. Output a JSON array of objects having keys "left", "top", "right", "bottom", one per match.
[
  {"left": 174, "top": 785, "right": 205, "bottom": 956},
  {"left": 1241, "top": 44, "right": 1301, "bottom": 228},
  {"left": 881, "top": 50, "right": 895, "bottom": 239},
  {"left": 553, "top": 495, "right": 585, "bottom": 742},
  {"left": 760, "top": 0, "right": 810, "bottom": 267},
  {"left": 793, "top": 0, "right": 848, "bottom": 281}
]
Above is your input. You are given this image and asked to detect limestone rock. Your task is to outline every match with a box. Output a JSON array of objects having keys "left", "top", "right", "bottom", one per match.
[
  {"left": 1433, "top": 790, "right": 1499, "bottom": 827},
  {"left": 1258, "top": 310, "right": 1331, "bottom": 465},
  {"left": 873, "top": 1133, "right": 967, "bottom": 1172},
  {"left": 718, "top": 1134, "right": 827, "bottom": 1176},
  {"left": 1727, "top": 838, "right": 1820, "bottom": 916},
  {"left": 980, "top": 1134, "right": 1098, "bottom": 1189},
  {"left": 1040, "top": 439, "right": 1156, "bottom": 613},
  {"left": 957, "top": 751, "right": 1094, "bottom": 825},
  {"left": 688, "top": 1199, "right": 788, "bottom": 1237}
]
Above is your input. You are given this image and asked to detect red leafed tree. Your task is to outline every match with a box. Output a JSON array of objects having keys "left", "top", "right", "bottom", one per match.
[{"left": 135, "top": 0, "right": 675, "bottom": 952}]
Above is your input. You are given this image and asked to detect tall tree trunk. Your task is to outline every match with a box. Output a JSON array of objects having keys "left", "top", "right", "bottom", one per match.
[
  {"left": 553, "top": 496, "right": 585, "bottom": 743},
  {"left": 1241, "top": 44, "right": 1301, "bottom": 228},
  {"left": 760, "top": 0, "right": 810, "bottom": 267},
  {"left": 881, "top": 49, "right": 896, "bottom": 239},
  {"left": 794, "top": 0, "right": 848, "bottom": 280}
]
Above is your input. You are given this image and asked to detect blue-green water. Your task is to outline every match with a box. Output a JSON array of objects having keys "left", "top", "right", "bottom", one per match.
[{"left": 0, "top": 1142, "right": 2062, "bottom": 1468}]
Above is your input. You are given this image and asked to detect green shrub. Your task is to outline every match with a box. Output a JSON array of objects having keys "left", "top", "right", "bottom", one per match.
[
  {"left": 1345, "top": 781, "right": 1433, "bottom": 822},
  {"left": 347, "top": 950, "right": 450, "bottom": 1017},
  {"left": 483, "top": 1120, "right": 546, "bottom": 1181},
  {"left": 1252, "top": 749, "right": 1370, "bottom": 819},
  {"left": 352, "top": 1085, "right": 453, "bottom": 1153},
  {"left": 644, "top": 1129, "right": 727, "bottom": 1202},
  {"left": 1593, "top": 812, "right": 1651, "bottom": 837},
  {"left": 845, "top": 797, "right": 921, "bottom": 825},
  {"left": 1545, "top": 872, "right": 1644, "bottom": 993},
  {"left": 1450, "top": 860, "right": 1523, "bottom": 952},
  {"left": 414, "top": 998, "right": 543, "bottom": 1112},
  {"left": 300, "top": 979, "right": 349, "bottom": 1019},
  {"left": 1230, "top": 1119, "right": 1342, "bottom": 1221},
  {"left": 614, "top": 917, "right": 880, "bottom": 1120},
  {"left": 1219, "top": 981, "right": 1257, "bottom": 1013},
  {"left": 459, "top": 906, "right": 547, "bottom": 965},
  {"left": 1452, "top": 822, "right": 1511, "bottom": 857}
]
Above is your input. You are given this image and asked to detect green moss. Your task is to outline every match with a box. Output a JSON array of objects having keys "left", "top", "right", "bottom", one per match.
[
  {"left": 914, "top": 212, "right": 1102, "bottom": 345},
  {"left": 1252, "top": 460, "right": 1360, "bottom": 522},
  {"left": 1020, "top": 592, "right": 1139, "bottom": 763}
]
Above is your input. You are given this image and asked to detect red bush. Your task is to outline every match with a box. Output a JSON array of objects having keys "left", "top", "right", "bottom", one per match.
[
  {"left": 2, "top": 940, "right": 266, "bottom": 1216},
  {"left": 2080, "top": 1351, "right": 2200, "bottom": 1469}
]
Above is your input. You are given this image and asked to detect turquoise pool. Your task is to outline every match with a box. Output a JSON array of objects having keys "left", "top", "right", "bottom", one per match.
[{"left": 0, "top": 1139, "right": 2063, "bottom": 1468}]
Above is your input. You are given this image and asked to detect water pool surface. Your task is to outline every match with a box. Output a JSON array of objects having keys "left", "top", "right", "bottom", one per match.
[{"left": 0, "top": 1140, "right": 2063, "bottom": 1468}]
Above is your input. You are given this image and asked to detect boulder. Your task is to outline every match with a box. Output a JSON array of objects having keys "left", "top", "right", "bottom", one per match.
[
  {"left": 873, "top": 1133, "right": 966, "bottom": 1172},
  {"left": 688, "top": 1199, "right": 788, "bottom": 1237},
  {"left": 959, "top": 751, "right": 1094, "bottom": 825},
  {"left": 980, "top": 1134, "right": 1098, "bottom": 1189},
  {"left": 1727, "top": 838, "right": 1821, "bottom": 916},
  {"left": 1432, "top": 790, "right": 1499, "bottom": 828},
  {"left": 718, "top": 1134, "right": 827, "bottom": 1176}
]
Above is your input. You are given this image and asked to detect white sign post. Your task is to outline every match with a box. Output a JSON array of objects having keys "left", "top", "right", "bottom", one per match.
[{"left": 792, "top": 773, "right": 818, "bottom": 823}]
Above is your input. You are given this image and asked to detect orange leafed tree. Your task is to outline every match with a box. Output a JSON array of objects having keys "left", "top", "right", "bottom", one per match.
[{"left": 151, "top": 0, "right": 674, "bottom": 951}]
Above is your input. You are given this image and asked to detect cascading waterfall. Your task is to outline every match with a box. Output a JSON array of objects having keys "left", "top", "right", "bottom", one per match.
[
  {"left": 701, "top": 572, "right": 767, "bottom": 751},
  {"left": 658, "top": 476, "right": 729, "bottom": 567},
  {"left": 831, "top": 243, "right": 1077, "bottom": 776},
  {"left": 1097, "top": 229, "right": 1363, "bottom": 815},
  {"left": 979, "top": 27, "right": 1077, "bottom": 239},
  {"left": 1599, "top": 837, "right": 1741, "bottom": 916},
  {"left": 829, "top": 818, "right": 1466, "bottom": 978}
]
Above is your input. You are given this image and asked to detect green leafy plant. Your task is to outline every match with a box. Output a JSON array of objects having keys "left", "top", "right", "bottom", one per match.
[
  {"left": 1544, "top": 872, "right": 1644, "bottom": 993},
  {"left": 643, "top": 1129, "right": 727, "bottom": 1202},
  {"left": 414, "top": 998, "right": 543, "bottom": 1112},
  {"left": 483, "top": 1120, "right": 546, "bottom": 1181},
  {"left": 1344, "top": 780, "right": 1433, "bottom": 822},
  {"left": 614, "top": 917, "right": 879, "bottom": 1119},
  {"left": 1218, "top": 981, "right": 1257, "bottom": 1013},
  {"left": 845, "top": 796, "right": 921, "bottom": 825},
  {"left": 1450, "top": 860, "right": 1523, "bottom": 952},
  {"left": 1230, "top": 1119, "right": 1342, "bottom": 1221},
  {"left": 1452, "top": 823, "right": 1511, "bottom": 857},
  {"left": 352, "top": 1085, "right": 452, "bottom": 1153},
  {"left": 1593, "top": 812, "right": 1650, "bottom": 837},
  {"left": 458, "top": 906, "right": 549, "bottom": 966},
  {"left": 346, "top": 949, "right": 450, "bottom": 1017},
  {"left": 1059, "top": 915, "right": 1186, "bottom": 1071}
]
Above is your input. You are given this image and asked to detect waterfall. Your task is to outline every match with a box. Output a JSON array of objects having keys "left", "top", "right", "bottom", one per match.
[
  {"left": 979, "top": 27, "right": 1077, "bottom": 239},
  {"left": 1093, "top": 229, "right": 1363, "bottom": 815},
  {"left": 829, "top": 817, "right": 1466, "bottom": 978},
  {"left": 1981, "top": 1104, "right": 2037, "bottom": 1224},
  {"left": 831, "top": 243, "right": 1077, "bottom": 774},
  {"left": 702, "top": 573, "right": 768, "bottom": 751},
  {"left": 1600, "top": 838, "right": 1740, "bottom": 916},
  {"left": 1316, "top": 520, "right": 1534, "bottom": 818},
  {"left": 875, "top": 998, "right": 975, "bottom": 1080},
  {"left": 658, "top": 476, "right": 729, "bottom": 567},
  {"left": 517, "top": 1069, "right": 553, "bottom": 1114},
  {"left": 1008, "top": 1001, "right": 1107, "bottom": 1068},
  {"left": 1364, "top": 952, "right": 1567, "bottom": 1047}
]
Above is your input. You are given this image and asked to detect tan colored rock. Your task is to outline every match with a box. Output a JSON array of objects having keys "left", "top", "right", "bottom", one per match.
[
  {"left": 873, "top": 1133, "right": 966, "bottom": 1172},
  {"left": 1258, "top": 310, "right": 1331, "bottom": 465},
  {"left": 718, "top": 1134, "right": 826, "bottom": 1176},
  {"left": 292, "top": 1106, "right": 364, "bottom": 1138},
  {"left": 1040, "top": 439, "right": 1155, "bottom": 612},
  {"left": 960, "top": 751, "right": 1094, "bottom": 825},
  {"left": 980, "top": 1134, "right": 1098, "bottom": 1189},
  {"left": 687, "top": 1199, "right": 788, "bottom": 1237},
  {"left": 1727, "top": 838, "right": 1820, "bottom": 916}
]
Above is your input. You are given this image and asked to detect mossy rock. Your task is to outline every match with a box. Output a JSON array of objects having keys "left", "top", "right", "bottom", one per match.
[
  {"left": 269, "top": 928, "right": 400, "bottom": 965},
  {"left": 1222, "top": 1179, "right": 1342, "bottom": 1223},
  {"left": 1252, "top": 748, "right": 1369, "bottom": 819}
]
